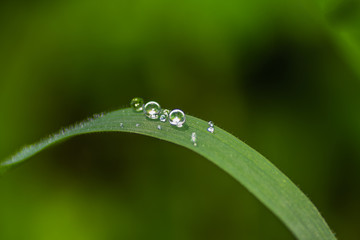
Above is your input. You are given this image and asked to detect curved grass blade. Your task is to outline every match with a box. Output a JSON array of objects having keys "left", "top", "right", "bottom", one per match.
[{"left": 0, "top": 108, "right": 336, "bottom": 240}]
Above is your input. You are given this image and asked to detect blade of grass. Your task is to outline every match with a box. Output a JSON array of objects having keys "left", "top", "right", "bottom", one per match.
[{"left": 0, "top": 108, "right": 336, "bottom": 240}]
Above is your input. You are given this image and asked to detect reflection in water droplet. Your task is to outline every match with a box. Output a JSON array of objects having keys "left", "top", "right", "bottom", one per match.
[
  {"left": 120, "top": 123, "right": 124, "bottom": 128},
  {"left": 144, "top": 101, "right": 161, "bottom": 119},
  {"left": 169, "top": 109, "right": 186, "bottom": 128},
  {"left": 157, "top": 125, "right": 162, "bottom": 130},
  {"left": 136, "top": 123, "right": 140, "bottom": 127},
  {"left": 130, "top": 97, "right": 145, "bottom": 112}
]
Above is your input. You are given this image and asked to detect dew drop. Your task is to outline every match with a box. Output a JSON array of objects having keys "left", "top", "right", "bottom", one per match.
[
  {"left": 157, "top": 125, "right": 162, "bottom": 130},
  {"left": 144, "top": 101, "right": 161, "bottom": 119},
  {"left": 120, "top": 123, "right": 124, "bottom": 128},
  {"left": 207, "top": 127, "right": 214, "bottom": 133},
  {"left": 159, "top": 109, "right": 170, "bottom": 122},
  {"left": 169, "top": 109, "right": 186, "bottom": 128},
  {"left": 130, "top": 97, "right": 145, "bottom": 112},
  {"left": 208, "top": 121, "right": 214, "bottom": 127},
  {"left": 207, "top": 121, "right": 215, "bottom": 133},
  {"left": 136, "top": 123, "right": 140, "bottom": 127},
  {"left": 191, "top": 132, "right": 197, "bottom": 146}
]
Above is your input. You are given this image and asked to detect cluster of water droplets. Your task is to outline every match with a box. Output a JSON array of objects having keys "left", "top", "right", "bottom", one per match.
[
  {"left": 130, "top": 97, "right": 216, "bottom": 147},
  {"left": 207, "top": 121, "right": 215, "bottom": 133},
  {"left": 130, "top": 97, "right": 186, "bottom": 128},
  {"left": 191, "top": 132, "right": 197, "bottom": 146}
]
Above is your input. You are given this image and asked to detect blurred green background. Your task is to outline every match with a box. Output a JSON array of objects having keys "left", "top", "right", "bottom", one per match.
[{"left": 1, "top": 0, "right": 360, "bottom": 239}]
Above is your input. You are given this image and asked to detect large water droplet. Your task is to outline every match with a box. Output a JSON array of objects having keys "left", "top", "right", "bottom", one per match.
[
  {"left": 144, "top": 101, "right": 161, "bottom": 119},
  {"left": 159, "top": 109, "right": 170, "bottom": 122},
  {"left": 169, "top": 109, "right": 186, "bottom": 128},
  {"left": 130, "top": 97, "right": 144, "bottom": 112}
]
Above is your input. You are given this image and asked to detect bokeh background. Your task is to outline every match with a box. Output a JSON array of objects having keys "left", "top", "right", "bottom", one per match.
[{"left": 1, "top": 0, "right": 360, "bottom": 239}]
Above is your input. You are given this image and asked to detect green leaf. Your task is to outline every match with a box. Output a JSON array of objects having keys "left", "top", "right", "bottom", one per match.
[{"left": 0, "top": 108, "right": 336, "bottom": 240}]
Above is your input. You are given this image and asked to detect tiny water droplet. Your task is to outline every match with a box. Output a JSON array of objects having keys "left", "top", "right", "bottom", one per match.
[
  {"left": 130, "top": 97, "right": 145, "bottom": 112},
  {"left": 207, "top": 126, "right": 214, "bottom": 133},
  {"left": 144, "top": 101, "right": 161, "bottom": 119},
  {"left": 208, "top": 121, "right": 214, "bottom": 127},
  {"left": 207, "top": 121, "right": 215, "bottom": 133},
  {"left": 157, "top": 125, "right": 162, "bottom": 130},
  {"left": 169, "top": 109, "right": 186, "bottom": 128},
  {"left": 120, "top": 123, "right": 124, "bottom": 128},
  {"left": 191, "top": 132, "right": 197, "bottom": 146},
  {"left": 159, "top": 109, "right": 170, "bottom": 122},
  {"left": 136, "top": 123, "right": 140, "bottom": 127}
]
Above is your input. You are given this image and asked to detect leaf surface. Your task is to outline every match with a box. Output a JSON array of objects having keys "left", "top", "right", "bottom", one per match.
[{"left": 0, "top": 108, "right": 336, "bottom": 240}]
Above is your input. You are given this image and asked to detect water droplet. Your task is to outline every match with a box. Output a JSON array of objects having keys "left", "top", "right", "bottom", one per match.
[
  {"left": 144, "top": 101, "right": 161, "bottom": 119},
  {"left": 157, "top": 125, "right": 162, "bottom": 130},
  {"left": 136, "top": 123, "right": 140, "bottom": 127},
  {"left": 130, "top": 97, "right": 144, "bottom": 112},
  {"left": 159, "top": 109, "right": 170, "bottom": 122},
  {"left": 207, "top": 121, "right": 215, "bottom": 133},
  {"left": 169, "top": 109, "right": 186, "bottom": 127},
  {"left": 160, "top": 109, "right": 170, "bottom": 122},
  {"left": 191, "top": 132, "right": 197, "bottom": 146},
  {"left": 120, "top": 123, "right": 124, "bottom": 128}
]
